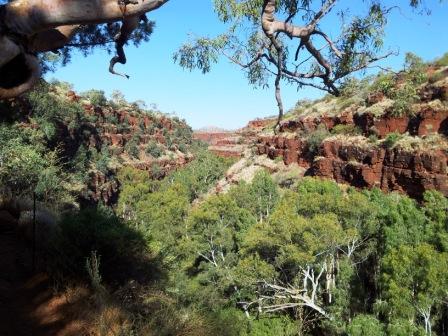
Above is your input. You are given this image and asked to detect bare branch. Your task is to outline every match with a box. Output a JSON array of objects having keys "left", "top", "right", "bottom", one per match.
[{"left": 109, "top": 15, "right": 140, "bottom": 78}]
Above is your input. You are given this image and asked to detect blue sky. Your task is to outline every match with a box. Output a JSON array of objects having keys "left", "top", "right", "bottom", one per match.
[{"left": 47, "top": 0, "right": 448, "bottom": 130}]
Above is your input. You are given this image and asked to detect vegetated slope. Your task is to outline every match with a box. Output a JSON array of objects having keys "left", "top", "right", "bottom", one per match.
[
  {"left": 249, "top": 53, "right": 448, "bottom": 199},
  {"left": 0, "top": 81, "right": 207, "bottom": 336},
  {"left": 0, "top": 80, "right": 195, "bottom": 207}
]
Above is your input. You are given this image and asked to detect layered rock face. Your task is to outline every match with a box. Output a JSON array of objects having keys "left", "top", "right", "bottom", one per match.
[
  {"left": 80, "top": 102, "right": 193, "bottom": 204},
  {"left": 252, "top": 71, "right": 448, "bottom": 199},
  {"left": 11, "top": 89, "right": 194, "bottom": 205},
  {"left": 194, "top": 130, "right": 245, "bottom": 158}
]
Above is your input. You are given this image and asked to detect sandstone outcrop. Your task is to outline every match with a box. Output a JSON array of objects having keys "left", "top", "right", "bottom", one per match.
[{"left": 248, "top": 70, "right": 448, "bottom": 199}]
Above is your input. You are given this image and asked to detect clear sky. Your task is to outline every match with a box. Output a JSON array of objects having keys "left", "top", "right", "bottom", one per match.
[{"left": 47, "top": 0, "right": 448, "bottom": 130}]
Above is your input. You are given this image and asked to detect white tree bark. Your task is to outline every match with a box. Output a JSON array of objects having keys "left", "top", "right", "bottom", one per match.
[{"left": 3, "top": 0, "right": 169, "bottom": 36}]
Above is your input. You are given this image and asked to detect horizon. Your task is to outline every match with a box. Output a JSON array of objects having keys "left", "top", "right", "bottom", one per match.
[{"left": 46, "top": 0, "right": 448, "bottom": 130}]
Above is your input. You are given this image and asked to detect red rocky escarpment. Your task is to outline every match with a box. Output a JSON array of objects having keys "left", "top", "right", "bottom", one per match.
[
  {"left": 250, "top": 76, "right": 448, "bottom": 198},
  {"left": 275, "top": 107, "right": 448, "bottom": 139},
  {"left": 255, "top": 134, "right": 448, "bottom": 199},
  {"left": 313, "top": 139, "right": 447, "bottom": 199},
  {"left": 194, "top": 130, "right": 246, "bottom": 158}
]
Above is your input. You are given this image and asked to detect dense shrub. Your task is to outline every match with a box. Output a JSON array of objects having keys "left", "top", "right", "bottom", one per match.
[
  {"left": 331, "top": 124, "right": 362, "bottom": 135},
  {"left": 383, "top": 132, "right": 402, "bottom": 148},
  {"left": 146, "top": 140, "right": 163, "bottom": 158},
  {"left": 45, "top": 206, "right": 153, "bottom": 283},
  {"left": 306, "top": 125, "right": 330, "bottom": 154},
  {"left": 82, "top": 89, "right": 108, "bottom": 106}
]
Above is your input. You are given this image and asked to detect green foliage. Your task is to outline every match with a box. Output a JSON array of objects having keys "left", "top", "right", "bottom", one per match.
[
  {"left": 46, "top": 206, "right": 151, "bottom": 283},
  {"left": 125, "top": 135, "right": 140, "bottom": 158},
  {"left": 27, "top": 82, "right": 85, "bottom": 142},
  {"left": 371, "top": 53, "right": 427, "bottom": 117},
  {"left": 117, "top": 166, "right": 153, "bottom": 222},
  {"left": 229, "top": 170, "right": 279, "bottom": 222},
  {"left": 383, "top": 132, "right": 402, "bottom": 148},
  {"left": 371, "top": 72, "right": 396, "bottom": 97},
  {"left": 50, "top": 160, "right": 448, "bottom": 334},
  {"left": 82, "top": 89, "right": 107, "bottom": 106},
  {"left": 434, "top": 52, "right": 448, "bottom": 67},
  {"left": 0, "top": 125, "right": 72, "bottom": 203},
  {"left": 95, "top": 145, "right": 111, "bottom": 174},
  {"left": 105, "top": 113, "right": 118, "bottom": 125},
  {"left": 423, "top": 190, "right": 448, "bottom": 251},
  {"left": 163, "top": 150, "right": 232, "bottom": 201},
  {"left": 390, "top": 83, "right": 419, "bottom": 117},
  {"left": 347, "top": 315, "right": 385, "bottom": 336},
  {"left": 146, "top": 140, "right": 163, "bottom": 158},
  {"left": 331, "top": 124, "right": 362, "bottom": 135},
  {"left": 150, "top": 162, "right": 164, "bottom": 179},
  {"left": 381, "top": 244, "right": 448, "bottom": 326},
  {"left": 306, "top": 126, "right": 330, "bottom": 154}
]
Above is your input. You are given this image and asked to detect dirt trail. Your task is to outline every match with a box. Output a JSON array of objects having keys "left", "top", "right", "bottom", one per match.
[{"left": 0, "top": 210, "right": 90, "bottom": 336}]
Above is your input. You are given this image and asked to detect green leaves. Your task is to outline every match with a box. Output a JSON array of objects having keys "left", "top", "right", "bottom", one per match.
[
  {"left": 174, "top": 36, "right": 226, "bottom": 74},
  {"left": 381, "top": 244, "right": 448, "bottom": 328}
]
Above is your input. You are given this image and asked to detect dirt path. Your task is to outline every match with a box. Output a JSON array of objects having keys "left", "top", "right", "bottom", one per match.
[{"left": 0, "top": 211, "right": 90, "bottom": 336}]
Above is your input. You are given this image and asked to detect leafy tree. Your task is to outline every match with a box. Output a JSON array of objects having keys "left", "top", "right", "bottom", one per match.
[
  {"left": 180, "top": 194, "right": 256, "bottom": 306},
  {"left": 347, "top": 315, "right": 385, "bottom": 336},
  {"left": 163, "top": 150, "right": 231, "bottom": 201},
  {"left": 176, "top": 0, "right": 430, "bottom": 128},
  {"left": 381, "top": 244, "right": 448, "bottom": 334},
  {"left": 136, "top": 182, "right": 190, "bottom": 254},
  {"left": 229, "top": 170, "right": 279, "bottom": 222},
  {"left": 82, "top": 89, "right": 108, "bottom": 106},
  {"left": 117, "top": 167, "right": 153, "bottom": 222},
  {"left": 422, "top": 190, "right": 448, "bottom": 251}
]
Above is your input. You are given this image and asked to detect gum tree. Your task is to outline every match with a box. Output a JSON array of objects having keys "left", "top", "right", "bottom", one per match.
[
  {"left": 0, "top": 0, "right": 168, "bottom": 98},
  {"left": 176, "top": 0, "right": 431, "bottom": 129},
  {"left": 0, "top": 0, "right": 434, "bottom": 118}
]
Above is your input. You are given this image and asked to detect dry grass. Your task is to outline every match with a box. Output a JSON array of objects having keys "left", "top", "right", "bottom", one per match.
[
  {"left": 322, "top": 135, "right": 375, "bottom": 150},
  {"left": 389, "top": 133, "right": 448, "bottom": 152}
]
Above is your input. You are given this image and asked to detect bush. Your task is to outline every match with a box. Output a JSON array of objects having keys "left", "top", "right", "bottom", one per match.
[
  {"left": 390, "top": 83, "right": 419, "bottom": 117},
  {"left": 371, "top": 73, "right": 395, "bottom": 98},
  {"left": 178, "top": 142, "right": 188, "bottom": 154},
  {"left": 306, "top": 126, "right": 330, "bottom": 154},
  {"left": 45, "top": 206, "right": 151, "bottom": 283},
  {"left": 347, "top": 315, "right": 385, "bottom": 336},
  {"left": 383, "top": 132, "right": 402, "bottom": 148},
  {"left": 368, "top": 134, "right": 379, "bottom": 144},
  {"left": 82, "top": 89, "right": 107, "bottom": 106},
  {"left": 435, "top": 52, "right": 448, "bottom": 67},
  {"left": 151, "top": 162, "right": 164, "bottom": 179},
  {"left": 96, "top": 146, "right": 111, "bottom": 174},
  {"left": 125, "top": 135, "right": 141, "bottom": 158},
  {"left": 331, "top": 124, "right": 362, "bottom": 135},
  {"left": 105, "top": 114, "right": 118, "bottom": 125},
  {"left": 146, "top": 140, "right": 163, "bottom": 158}
]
